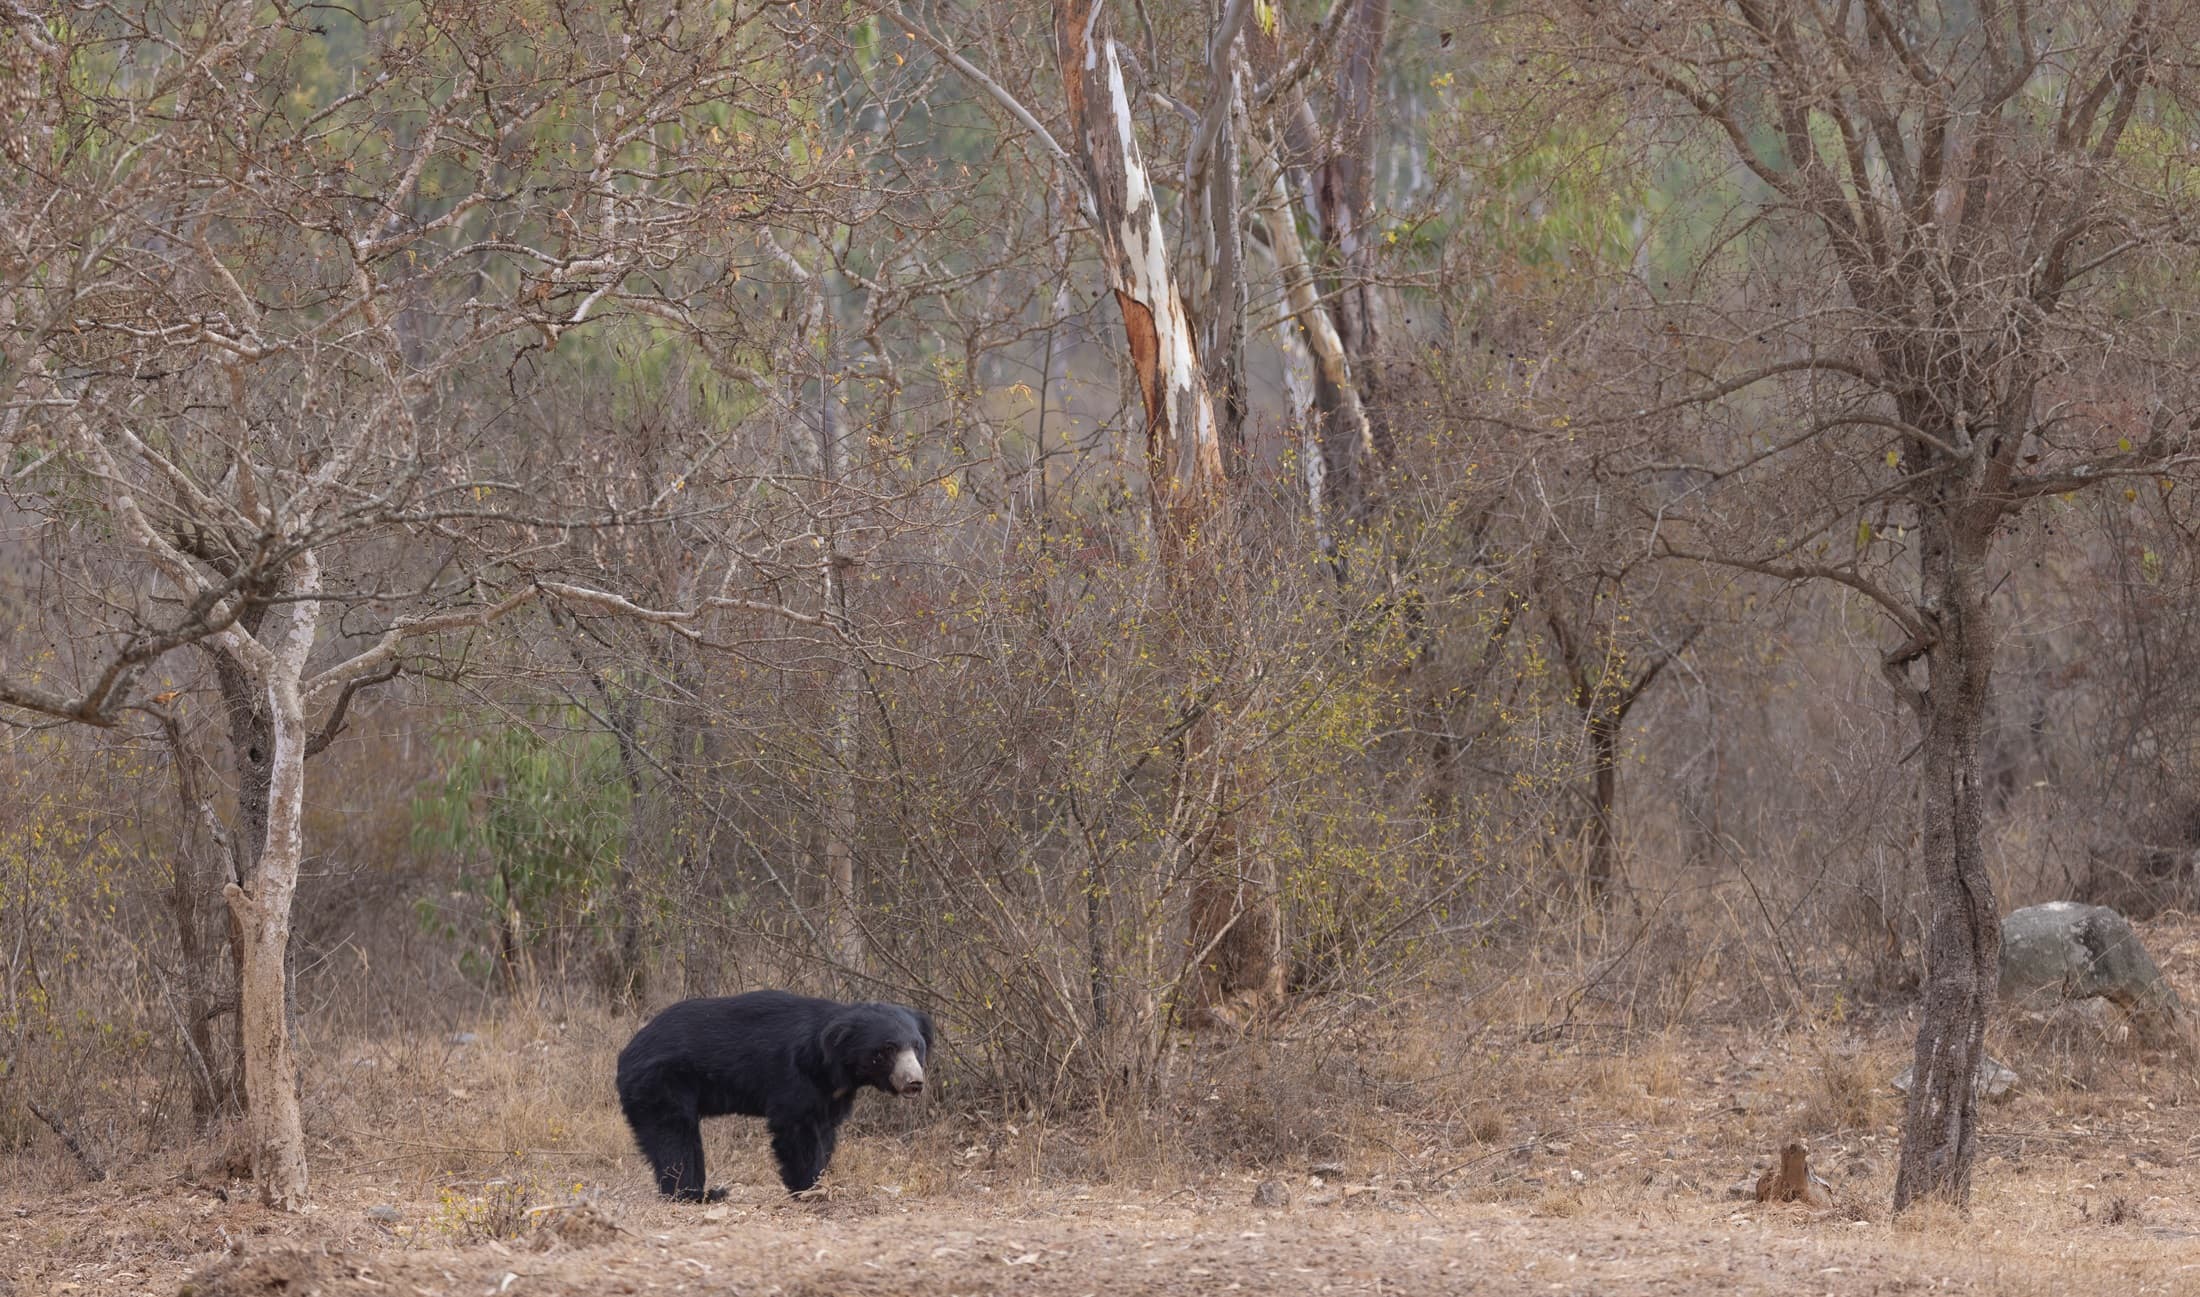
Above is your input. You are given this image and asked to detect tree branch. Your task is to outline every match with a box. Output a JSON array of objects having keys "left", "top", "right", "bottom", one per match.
[
  {"left": 304, "top": 661, "right": 401, "bottom": 757},
  {"left": 23, "top": 1098, "right": 105, "bottom": 1182},
  {"left": 301, "top": 587, "right": 542, "bottom": 707},
  {"left": 1598, "top": 357, "right": 1894, "bottom": 427},
  {"left": 2005, "top": 453, "right": 2200, "bottom": 504},
  {"left": 881, "top": 8, "right": 1089, "bottom": 214},
  {"left": 1250, "top": 0, "right": 1366, "bottom": 111},
  {"left": 0, "top": 580, "right": 258, "bottom": 727},
  {"left": 1661, "top": 544, "right": 1926, "bottom": 641},
  {"left": 1616, "top": 622, "right": 1703, "bottom": 711}
]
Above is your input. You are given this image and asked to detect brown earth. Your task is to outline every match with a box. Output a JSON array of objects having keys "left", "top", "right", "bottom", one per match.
[
  {"left": 10, "top": 916, "right": 2200, "bottom": 1297},
  {"left": 8, "top": 1141, "right": 2199, "bottom": 1297},
  {"left": 200, "top": 1201, "right": 2200, "bottom": 1297}
]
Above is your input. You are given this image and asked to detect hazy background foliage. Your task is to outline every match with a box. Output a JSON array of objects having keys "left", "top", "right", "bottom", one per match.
[{"left": 3, "top": 0, "right": 2197, "bottom": 1197}]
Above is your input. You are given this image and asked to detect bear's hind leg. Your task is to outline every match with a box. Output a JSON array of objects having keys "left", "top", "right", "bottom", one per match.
[
  {"left": 626, "top": 1097, "right": 716, "bottom": 1202},
  {"left": 667, "top": 1124, "right": 720, "bottom": 1202}
]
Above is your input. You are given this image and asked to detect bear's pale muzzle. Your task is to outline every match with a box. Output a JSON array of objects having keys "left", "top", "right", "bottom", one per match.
[{"left": 890, "top": 1047, "right": 925, "bottom": 1096}]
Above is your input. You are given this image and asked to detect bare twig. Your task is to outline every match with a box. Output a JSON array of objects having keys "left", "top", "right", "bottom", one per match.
[{"left": 24, "top": 1098, "right": 106, "bottom": 1181}]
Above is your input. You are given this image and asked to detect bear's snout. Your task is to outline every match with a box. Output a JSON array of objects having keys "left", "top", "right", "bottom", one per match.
[{"left": 890, "top": 1047, "right": 925, "bottom": 1096}]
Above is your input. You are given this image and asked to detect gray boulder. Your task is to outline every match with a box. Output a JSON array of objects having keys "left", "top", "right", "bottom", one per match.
[
  {"left": 2000, "top": 902, "right": 2185, "bottom": 1042},
  {"left": 1891, "top": 1053, "right": 2019, "bottom": 1101}
]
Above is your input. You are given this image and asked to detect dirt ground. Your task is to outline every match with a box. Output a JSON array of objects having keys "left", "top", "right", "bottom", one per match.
[
  {"left": 9, "top": 1164, "right": 2200, "bottom": 1297},
  {"left": 12, "top": 1070, "right": 2200, "bottom": 1297},
  {"left": 10, "top": 917, "right": 2200, "bottom": 1296}
]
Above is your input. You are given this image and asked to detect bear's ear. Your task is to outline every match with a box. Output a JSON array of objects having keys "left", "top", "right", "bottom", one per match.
[
  {"left": 820, "top": 1012, "right": 858, "bottom": 1061},
  {"left": 820, "top": 1012, "right": 867, "bottom": 1089}
]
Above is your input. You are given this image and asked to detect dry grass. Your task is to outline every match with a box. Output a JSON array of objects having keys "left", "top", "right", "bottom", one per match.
[{"left": 6, "top": 915, "right": 2200, "bottom": 1294}]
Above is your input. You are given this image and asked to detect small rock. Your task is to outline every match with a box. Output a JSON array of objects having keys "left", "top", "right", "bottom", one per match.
[
  {"left": 365, "top": 1204, "right": 401, "bottom": 1225},
  {"left": 1251, "top": 1179, "right": 1290, "bottom": 1208},
  {"left": 446, "top": 1032, "right": 481, "bottom": 1046},
  {"left": 1309, "top": 1161, "right": 1346, "bottom": 1177}
]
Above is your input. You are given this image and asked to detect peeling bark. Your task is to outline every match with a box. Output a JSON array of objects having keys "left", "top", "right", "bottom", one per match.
[
  {"left": 1055, "top": 0, "right": 1281, "bottom": 1026},
  {"left": 219, "top": 562, "right": 321, "bottom": 1210},
  {"left": 1257, "top": 148, "right": 1371, "bottom": 561},
  {"left": 1055, "top": 0, "right": 1223, "bottom": 526}
]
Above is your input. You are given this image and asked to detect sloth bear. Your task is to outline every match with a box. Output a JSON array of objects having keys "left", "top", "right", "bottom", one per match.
[{"left": 615, "top": 990, "right": 934, "bottom": 1201}]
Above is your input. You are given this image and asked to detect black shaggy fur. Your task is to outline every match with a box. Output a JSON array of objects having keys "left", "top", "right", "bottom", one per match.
[{"left": 614, "top": 991, "right": 934, "bottom": 1200}]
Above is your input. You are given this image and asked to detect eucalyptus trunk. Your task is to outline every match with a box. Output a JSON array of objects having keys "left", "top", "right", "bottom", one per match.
[
  {"left": 817, "top": 334, "right": 865, "bottom": 978},
  {"left": 1053, "top": 0, "right": 1282, "bottom": 1026}
]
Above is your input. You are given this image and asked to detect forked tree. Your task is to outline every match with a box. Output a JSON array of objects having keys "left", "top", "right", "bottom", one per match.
[
  {"left": 1560, "top": 0, "right": 2200, "bottom": 1205},
  {"left": 1, "top": 2, "right": 837, "bottom": 1207}
]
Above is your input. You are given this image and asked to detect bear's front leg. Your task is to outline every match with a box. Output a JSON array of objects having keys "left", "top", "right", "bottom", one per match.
[{"left": 767, "top": 1117, "right": 837, "bottom": 1194}]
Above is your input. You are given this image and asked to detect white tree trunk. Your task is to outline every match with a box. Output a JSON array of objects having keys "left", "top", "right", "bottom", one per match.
[
  {"left": 1054, "top": 0, "right": 1284, "bottom": 1027},
  {"left": 222, "top": 564, "right": 321, "bottom": 1209},
  {"left": 806, "top": 283, "right": 864, "bottom": 976},
  {"left": 1256, "top": 154, "right": 1373, "bottom": 470},
  {"left": 1053, "top": 0, "right": 1222, "bottom": 511},
  {"left": 823, "top": 646, "right": 864, "bottom": 974}
]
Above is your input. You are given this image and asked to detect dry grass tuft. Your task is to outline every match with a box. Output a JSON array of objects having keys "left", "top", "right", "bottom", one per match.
[
  {"left": 428, "top": 1178, "right": 536, "bottom": 1243},
  {"left": 524, "top": 1200, "right": 626, "bottom": 1250},
  {"left": 1799, "top": 1038, "right": 1897, "bottom": 1133}
]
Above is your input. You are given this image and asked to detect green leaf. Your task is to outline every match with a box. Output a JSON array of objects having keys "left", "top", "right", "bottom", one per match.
[{"left": 853, "top": 16, "right": 879, "bottom": 70}]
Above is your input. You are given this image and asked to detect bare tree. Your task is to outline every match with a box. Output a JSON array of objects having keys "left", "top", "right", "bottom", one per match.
[
  {"left": 1561, "top": 0, "right": 2200, "bottom": 1205},
  {"left": 1534, "top": 556, "right": 1699, "bottom": 904},
  {"left": 0, "top": 1, "right": 837, "bottom": 1206}
]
